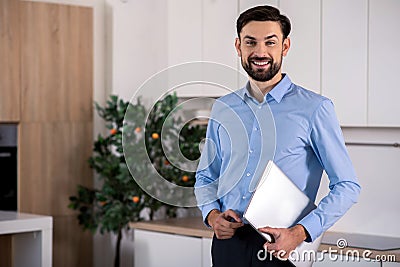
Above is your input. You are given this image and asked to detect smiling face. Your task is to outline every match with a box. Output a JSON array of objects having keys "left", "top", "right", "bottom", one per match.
[{"left": 235, "top": 21, "right": 290, "bottom": 84}]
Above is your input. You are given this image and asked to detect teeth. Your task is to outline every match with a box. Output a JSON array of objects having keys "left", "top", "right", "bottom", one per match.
[{"left": 253, "top": 61, "right": 269, "bottom": 66}]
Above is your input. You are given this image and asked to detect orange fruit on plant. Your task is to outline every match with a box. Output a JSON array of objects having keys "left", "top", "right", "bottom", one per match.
[
  {"left": 99, "top": 201, "right": 107, "bottom": 206},
  {"left": 152, "top": 133, "right": 159, "bottom": 139},
  {"left": 182, "top": 175, "right": 189, "bottom": 182},
  {"left": 135, "top": 127, "right": 141, "bottom": 133},
  {"left": 132, "top": 196, "right": 140, "bottom": 203},
  {"left": 110, "top": 128, "right": 118, "bottom": 135}
]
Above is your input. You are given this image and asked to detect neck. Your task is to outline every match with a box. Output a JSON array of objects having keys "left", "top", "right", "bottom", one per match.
[{"left": 250, "top": 72, "right": 283, "bottom": 95}]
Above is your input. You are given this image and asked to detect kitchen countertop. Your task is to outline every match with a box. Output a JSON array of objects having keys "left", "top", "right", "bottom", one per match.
[
  {"left": 0, "top": 211, "right": 53, "bottom": 267},
  {"left": 130, "top": 217, "right": 400, "bottom": 262},
  {"left": 0, "top": 210, "right": 52, "bottom": 235}
]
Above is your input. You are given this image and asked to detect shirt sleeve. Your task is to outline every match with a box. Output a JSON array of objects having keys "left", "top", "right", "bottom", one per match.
[
  {"left": 194, "top": 106, "right": 222, "bottom": 227},
  {"left": 298, "top": 99, "right": 361, "bottom": 242}
]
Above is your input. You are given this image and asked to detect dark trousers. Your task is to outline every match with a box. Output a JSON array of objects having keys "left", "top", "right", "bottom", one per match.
[{"left": 211, "top": 225, "right": 296, "bottom": 267}]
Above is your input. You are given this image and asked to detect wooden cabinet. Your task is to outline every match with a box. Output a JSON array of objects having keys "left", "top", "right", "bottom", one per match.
[
  {"left": 16, "top": 2, "right": 94, "bottom": 267},
  {"left": 280, "top": 0, "right": 321, "bottom": 94},
  {"left": 0, "top": 0, "right": 20, "bottom": 122},
  {"left": 321, "top": 0, "right": 368, "bottom": 126},
  {"left": 368, "top": 0, "right": 400, "bottom": 126},
  {"left": 19, "top": 2, "right": 93, "bottom": 122}
]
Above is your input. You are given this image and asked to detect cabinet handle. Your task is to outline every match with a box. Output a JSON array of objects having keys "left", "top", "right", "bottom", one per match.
[
  {"left": 0, "top": 152, "right": 12, "bottom": 157},
  {"left": 345, "top": 142, "right": 400, "bottom": 148}
]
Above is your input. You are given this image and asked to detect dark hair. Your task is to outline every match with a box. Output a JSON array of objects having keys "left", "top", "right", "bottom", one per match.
[{"left": 236, "top": 5, "right": 291, "bottom": 39}]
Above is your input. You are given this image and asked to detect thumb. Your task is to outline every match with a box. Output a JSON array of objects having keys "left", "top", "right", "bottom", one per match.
[
  {"left": 223, "top": 209, "right": 242, "bottom": 223},
  {"left": 259, "top": 226, "right": 280, "bottom": 238}
]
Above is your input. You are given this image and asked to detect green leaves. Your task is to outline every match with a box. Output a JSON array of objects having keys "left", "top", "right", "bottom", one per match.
[{"left": 69, "top": 93, "right": 206, "bottom": 236}]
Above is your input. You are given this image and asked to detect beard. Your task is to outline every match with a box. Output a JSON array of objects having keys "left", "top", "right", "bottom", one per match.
[{"left": 241, "top": 55, "right": 282, "bottom": 82}]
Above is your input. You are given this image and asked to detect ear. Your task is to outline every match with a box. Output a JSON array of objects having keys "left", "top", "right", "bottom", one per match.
[
  {"left": 235, "top": 38, "right": 242, "bottom": 57},
  {"left": 282, "top": 37, "right": 291, "bottom": 57}
]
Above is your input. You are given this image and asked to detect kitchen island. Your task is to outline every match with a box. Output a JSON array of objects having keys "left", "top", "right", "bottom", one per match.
[
  {"left": 0, "top": 211, "right": 52, "bottom": 267},
  {"left": 130, "top": 217, "right": 400, "bottom": 267}
]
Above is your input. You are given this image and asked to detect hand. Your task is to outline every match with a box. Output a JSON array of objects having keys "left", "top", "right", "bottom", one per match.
[
  {"left": 207, "top": 209, "right": 244, "bottom": 239},
  {"left": 259, "top": 224, "right": 308, "bottom": 260}
]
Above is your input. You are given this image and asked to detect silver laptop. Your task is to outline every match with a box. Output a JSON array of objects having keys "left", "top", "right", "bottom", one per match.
[{"left": 243, "top": 160, "right": 316, "bottom": 242}]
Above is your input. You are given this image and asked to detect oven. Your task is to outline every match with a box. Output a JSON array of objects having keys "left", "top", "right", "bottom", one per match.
[{"left": 0, "top": 124, "right": 17, "bottom": 211}]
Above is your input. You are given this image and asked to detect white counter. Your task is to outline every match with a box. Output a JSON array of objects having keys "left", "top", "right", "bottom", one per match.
[{"left": 0, "top": 211, "right": 53, "bottom": 267}]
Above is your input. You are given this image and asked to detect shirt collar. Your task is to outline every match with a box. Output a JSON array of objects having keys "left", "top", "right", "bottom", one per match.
[{"left": 240, "top": 74, "right": 293, "bottom": 104}]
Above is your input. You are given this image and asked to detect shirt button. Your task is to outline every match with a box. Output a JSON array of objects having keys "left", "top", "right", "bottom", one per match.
[
  {"left": 249, "top": 149, "right": 253, "bottom": 154},
  {"left": 258, "top": 105, "right": 262, "bottom": 109},
  {"left": 246, "top": 172, "right": 251, "bottom": 177},
  {"left": 254, "top": 127, "right": 258, "bottom": 131},
  {"left": 242, "top": 196, "right": 246, "bottom": 200}
]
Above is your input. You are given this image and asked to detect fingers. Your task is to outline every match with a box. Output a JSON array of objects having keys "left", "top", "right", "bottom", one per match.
[
  {"left": 213, "top": 209, "right": 244, "bottom": 239},
  {"left": 261, "top": 227, "right": 302, "bottom": 260},
  {"left": 259, "top": 226, "right": 280, "bottom": 240},
  {"left": 259, "top": 226, "right": 277, "bottom": 234},
  {"left": 223, "top": 209, "right": 242, "bottom": 223},
  {"left": 215, "top": 227, "right": 236, "bottom": 239},
  {"left": 218, "top": 210, "right": 243, "bottom": 228}
]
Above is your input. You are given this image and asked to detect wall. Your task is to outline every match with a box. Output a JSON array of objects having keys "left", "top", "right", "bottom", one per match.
[
  {"left": 103, "top": 1, "right": 400, "bottom": 267},
  {"left": 0, "top": 0, "right": 99, "bottom": 266},
  {"left": 20, "top": 0, "right": 398, "bottom": 266},
  {"left": 96, "top": 1, "right": 169, "bottom": 266}
]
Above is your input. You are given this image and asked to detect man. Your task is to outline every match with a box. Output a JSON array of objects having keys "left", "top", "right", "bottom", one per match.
[{"left": 195, "top": 5, "right": 361, "bottom": 267}]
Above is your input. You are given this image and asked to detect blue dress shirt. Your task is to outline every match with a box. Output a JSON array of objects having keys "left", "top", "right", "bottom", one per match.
[{"left": 194, "top": 74, "right": 361, "bottom": 242}]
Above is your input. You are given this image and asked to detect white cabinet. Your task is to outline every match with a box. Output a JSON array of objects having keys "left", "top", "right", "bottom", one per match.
[
  {"left": 0, "top": 211, "right": 53, "bottom": 267},
  {"left": 167, "top": 0, "right": 202, "bottom": 97},
  {"left": 280, "top": 0, "right": 321, "bottom": 94},
  {"left": 239, "top": 0, "right": 278, "bottom": 13},
  {"left": 321, "top": 0, "right": 400, "bottom": 127},
  {"left": 134, "top": 229, "right": 203, "bottom": 267},
  {"left": 202, "top": 238, "right": 212, "bottom": 267},
  {"left": 134, "top": 229, "right": 213, "bottom": 267},
  {"left": 321, "top": 0, "right": 368, "bottom": 126},
  {"left": 368, "top": 0, "right": 400, "bottom": 126},
  {"left": 168, "top": 0, "right": 238, "bottom": 97},
  {"left": 313, "top": 253, "right": 380, "bottom": 267},
  {"left": 383, "top": 263, "right": 400, "bottom": 267},
  {"left": 167, "top": 0, "right": 202, "bottom": 67},
  {"left": 202, "top": 0, "right": 238, "bottom": 70},
  {"left": 202, "top": 0, "right": 239, "bottom": 97}
]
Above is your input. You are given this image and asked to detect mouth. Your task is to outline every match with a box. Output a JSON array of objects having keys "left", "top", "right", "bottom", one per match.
[{"left": 250, "top": 59, "right": 271, "bottom": 68}]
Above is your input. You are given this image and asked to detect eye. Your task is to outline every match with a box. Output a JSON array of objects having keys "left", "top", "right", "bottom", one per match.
[
  {"left": 266, "top": 41, "right": 275, "bottom": 46},
  {"left": 245, "top": 40, "right": 256, "bottom": 46}
]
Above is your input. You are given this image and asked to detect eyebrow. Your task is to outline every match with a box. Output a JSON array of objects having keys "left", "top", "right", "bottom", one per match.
[{"left": 243, "top": 34, "right": 279, "bottom": 40}]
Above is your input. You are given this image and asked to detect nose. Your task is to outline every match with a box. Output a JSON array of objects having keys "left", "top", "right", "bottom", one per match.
[{"left": 253, "top": 43, "right": 268, "bottom": 58}]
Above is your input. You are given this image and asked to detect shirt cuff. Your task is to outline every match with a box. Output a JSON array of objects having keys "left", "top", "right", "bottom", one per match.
[
  {"left": 297, "top": 212, "right": 323, "bottom": 242},
  {"left": 200, "top": 202, "right": 220, "bottom": 227}
]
